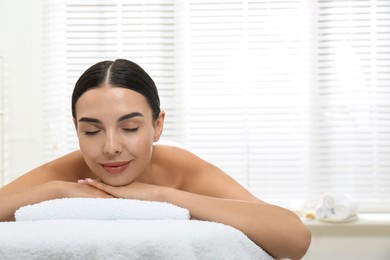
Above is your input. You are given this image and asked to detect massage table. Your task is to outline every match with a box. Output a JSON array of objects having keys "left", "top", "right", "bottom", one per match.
[{"left": 0, "top": 198, "right": 273, "bottom": 259}]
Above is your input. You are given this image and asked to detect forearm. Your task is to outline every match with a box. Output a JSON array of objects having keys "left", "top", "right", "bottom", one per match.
[
  {"left": 0, "top": 180, "right": 114, "bottom": 221},
  {"left": 0, "top": 182, "right": 59, "bottom": 221},
  {"left": 160, "top": 188, "right": 311, "bottom": 260},
  {"left": 82, "top": 180, "right": 311, "bottom": 259}
]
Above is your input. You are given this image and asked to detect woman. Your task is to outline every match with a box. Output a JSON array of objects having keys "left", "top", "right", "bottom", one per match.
[{"left": 0, "top": 59, "right": 310, "bottom": 259}]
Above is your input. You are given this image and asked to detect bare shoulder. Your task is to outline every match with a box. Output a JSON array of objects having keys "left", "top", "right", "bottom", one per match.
[
  {"left": 152, "top": 144, "right": 262, "bottom": 203},
  {"left": 0, "top": 151, "right": 93, "bottom": 194},
  {"left": 152, "top": 144, "right": 210, "bottom": 174}
]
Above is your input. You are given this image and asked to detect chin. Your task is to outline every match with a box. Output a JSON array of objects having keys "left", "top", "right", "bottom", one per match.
[{"left": 101, "top": 177, "right": 133, "bottom": 187}]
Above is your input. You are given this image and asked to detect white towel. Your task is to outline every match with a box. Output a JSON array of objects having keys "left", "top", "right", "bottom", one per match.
[
  {"left": 15, "top": 198, "right": 190, "bottom": 221},
  {"left": 332, "top": 199, "right": 359, "bottom": 220},
  {"left": 314, "top": 205, "right": 331, "bottom": 219},
  {"left": 321, "top": 193, "right": 347, "bottom": 210},
  {"left": 1, "top": 221, "right": 273, "bottom": 260},
  {"left": 8, "top": 198, "right": 274, "bottom": 259},
  {"left": 316, "top": 193, "right": 359, "bottom": 221}
]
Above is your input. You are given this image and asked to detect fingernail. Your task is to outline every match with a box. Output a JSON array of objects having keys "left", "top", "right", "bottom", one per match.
[
  {"left": 77, "top": 179, "right": 86, "bottom": 183},
  {"left": 85, "top": 178, "right": 94, "bottom": 183}
]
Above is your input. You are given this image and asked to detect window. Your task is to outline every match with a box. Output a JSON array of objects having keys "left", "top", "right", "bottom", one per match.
[
  {"left": 313, "top": 0, "right": 390, "bottom": 212},
  {"left": 41, "top": 0, "right": 390, "bottom": 212},
  {"left": 42, "top": 0, "right": 181, "bottom": 160}
]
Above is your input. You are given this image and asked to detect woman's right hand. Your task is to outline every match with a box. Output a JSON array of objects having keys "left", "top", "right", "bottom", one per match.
[{"left": 50, "top": 181, "right": 114, "bottom": 199}]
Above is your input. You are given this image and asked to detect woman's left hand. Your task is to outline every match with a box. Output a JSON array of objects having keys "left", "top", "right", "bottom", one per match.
[{"left": 78, "top": 179, "right": 165, "bottom": 201}]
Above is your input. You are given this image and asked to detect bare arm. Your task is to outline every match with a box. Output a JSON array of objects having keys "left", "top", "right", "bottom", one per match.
[
  {"left": 0, "top": 151, "right": 110, "bottom": 221},
  {"left": 84, "top": 179, "right": 310, "bottom": 259},
  {"left": 82, "top": 147, "right": 311, "bottom": 259},
  {"left": 162, "top": 187, "right": 311, "bottom": 260},
  {"left": 0, "top": 181, "right": 113, "bottom": 221},
  {"left": 0, "top": 182, "right": 58, "bottom": 221}
]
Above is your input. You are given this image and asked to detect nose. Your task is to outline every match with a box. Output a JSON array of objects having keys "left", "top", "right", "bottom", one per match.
[{"left": 103, "top": 131, "right": 122, "bottom": 155}]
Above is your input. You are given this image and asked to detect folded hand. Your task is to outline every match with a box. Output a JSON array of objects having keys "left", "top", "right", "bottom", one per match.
[
  {"left": 52, "top": 180, "right": 114, "bottom": 199},
  {"left": 78, "top": 178, "right": 164, "bottom": 201}
]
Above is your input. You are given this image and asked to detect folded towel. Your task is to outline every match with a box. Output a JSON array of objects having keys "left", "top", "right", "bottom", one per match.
[
  {"left": 15, "top": 198, "right": 190, "bottom": 221},
  {"left": 321, "top": 193, "right": 347, "bottom": 210},
  {"left": 10, "top": 198, "right": 274, "bottom": 259},
  {"left": 314, "top": 205, "right": 331, "bottom": 219},
  {"left": 316, "top": 193, "right": 359, "bottom": 221},
  {"left": 332, "top": 199, "right": 359, "bottom": 220},
  {"left": 0, "top": 220, "right": 273, "bottom": 260}
]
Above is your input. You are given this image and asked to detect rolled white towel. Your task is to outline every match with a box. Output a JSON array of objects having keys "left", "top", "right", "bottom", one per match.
[
  {"left": 314, "top": 205, "right": 331, "bottom": 219},
  {"left": 331, "top": 198, "right": 359, "bottom": 220},
  {"left": 321, "top": 193, "right": 347, "bottom": 209}
]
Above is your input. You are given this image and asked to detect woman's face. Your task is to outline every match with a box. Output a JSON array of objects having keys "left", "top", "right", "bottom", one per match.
[{"left": 74, "top": 85, "right": 164, "bottom": 186}]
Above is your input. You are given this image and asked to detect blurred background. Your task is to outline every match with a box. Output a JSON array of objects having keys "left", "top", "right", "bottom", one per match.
[{"left": 0, "top": 1, "right": 389, "bottom": 258}]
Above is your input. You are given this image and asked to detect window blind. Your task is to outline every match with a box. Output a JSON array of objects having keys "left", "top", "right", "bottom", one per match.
[
  {"left": 42, "top": 1, "right": 68, "bottom": 160},
  {"left": 313, "top": 0, "right": 390, "bottom": 211},
  {"left": 41, "top": 0, "right": 390, "bottom": 212},
  {"left": 42, "top": 0, "right": 181, "bottom": 161},
  {"left": 183, "top": 0, "right": 313, "bottom": 205}
]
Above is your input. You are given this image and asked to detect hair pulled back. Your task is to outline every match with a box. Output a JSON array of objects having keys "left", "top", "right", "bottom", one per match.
[{"left": 71, "top": 59, "right": 161, "bottom": 120}]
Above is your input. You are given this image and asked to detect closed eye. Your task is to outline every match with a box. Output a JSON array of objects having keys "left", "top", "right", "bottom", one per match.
[
  {"left": 84, "top": 130, "right": 101, "bottom": 136},
  {"left": 123, "top": 127, "right": 138, "bottom": 132}
]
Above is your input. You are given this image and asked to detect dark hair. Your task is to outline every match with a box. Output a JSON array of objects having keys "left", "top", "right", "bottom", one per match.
[{"left": 71, "top": 59, "right": 161, "bottom": 120}]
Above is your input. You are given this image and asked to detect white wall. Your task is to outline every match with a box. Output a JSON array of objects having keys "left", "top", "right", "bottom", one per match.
[
  {"left": 0, "top": 0, "right": 42, "bottom": 185},
  {"left": 305, "top": 223, "right": 390, "bottom": 260}
]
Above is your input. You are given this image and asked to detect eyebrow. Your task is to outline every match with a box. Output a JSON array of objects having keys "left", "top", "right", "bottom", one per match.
[
  {"left": 117, "top": 112, "right": 144, "bottom": 122},
  {"left": 78, "top": 112, "right": 144, "bottom": 124}
]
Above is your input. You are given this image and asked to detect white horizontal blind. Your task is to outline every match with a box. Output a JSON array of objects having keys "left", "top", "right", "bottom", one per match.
[
  {"left": 41, "top": 0, "right": 390, "bottom": 212},
  {"left": 42, "top": 1, "right": 68, "bottom": 160},
  {"left": 184, "top": 0, "right": 312, "bottom": 205},
  {"left": 313, "top": 0, "right": 390, "bottom": 211},
  {"left": 42, "top": 0, "right": 180, "bottom": 161}
]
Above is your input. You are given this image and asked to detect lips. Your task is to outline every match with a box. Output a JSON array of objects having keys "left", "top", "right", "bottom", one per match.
[{"left": 101, "top": 161, "right": 130, "bottom": 174}]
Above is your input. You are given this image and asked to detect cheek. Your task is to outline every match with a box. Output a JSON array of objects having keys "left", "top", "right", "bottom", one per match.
[
  {"left": 78, "top": 136, "right": 100, "bottom": 160},
  {"left": 124, "top": 129, "right": 154, "bottom": 156}
]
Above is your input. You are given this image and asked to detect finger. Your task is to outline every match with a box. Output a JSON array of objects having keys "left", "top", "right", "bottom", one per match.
[
  {"left": 77, "top": 178, "right": 99, "bottom": 184},
  {"left": 83, "top": 179, "right": 114, "bottom": 194}
]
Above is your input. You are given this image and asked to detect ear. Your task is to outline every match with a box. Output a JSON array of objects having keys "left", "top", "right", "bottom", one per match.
[{"left": 153, "top": 111, "right": 165, "bottom": 142}]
